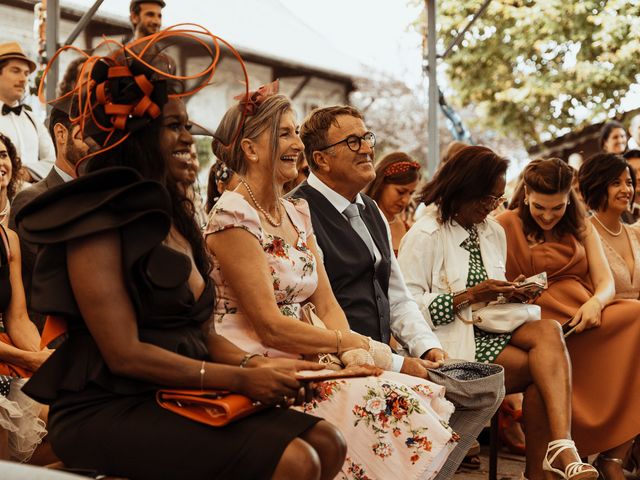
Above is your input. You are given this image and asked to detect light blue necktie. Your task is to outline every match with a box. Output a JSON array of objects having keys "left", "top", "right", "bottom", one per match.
[{"left": 343, "top": 203, "right": 375, "bottom": 258}]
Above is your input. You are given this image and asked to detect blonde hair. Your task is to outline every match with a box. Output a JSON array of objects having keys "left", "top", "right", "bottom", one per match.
[{"left": 212, "top": 94, "right": 293, "bottom": 180}]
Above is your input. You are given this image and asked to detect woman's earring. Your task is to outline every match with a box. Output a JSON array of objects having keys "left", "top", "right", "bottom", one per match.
[{"left": 524, "top": 198, "right": 529, "bottom": 205}]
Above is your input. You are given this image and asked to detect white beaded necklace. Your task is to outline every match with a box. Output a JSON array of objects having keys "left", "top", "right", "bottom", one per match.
[
  {"left": 592, "top": 213, "right": 622, "bottom": 237},
  {"left": 239, "top": 179, "right": 282, "bottom": 227},
  {"left": 0, "top": 199, "right": 9, "bottom": 219}
]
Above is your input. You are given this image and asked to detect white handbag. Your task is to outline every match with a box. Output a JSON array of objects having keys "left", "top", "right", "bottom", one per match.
[{"left": 471, "top": 303, "right": 540, "bottom": 333}]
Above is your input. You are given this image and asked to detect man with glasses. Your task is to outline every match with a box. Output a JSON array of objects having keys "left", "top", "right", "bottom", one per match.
[{"left": 291, "top": 105, "right": 502, "bottom": 479}]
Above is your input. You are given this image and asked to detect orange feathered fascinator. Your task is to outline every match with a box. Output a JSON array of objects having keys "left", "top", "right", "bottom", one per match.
[
  {"left": 383, "top": 161, "right": 421, "bottom": 177},
  {"left": 39, "top": 23, "right": 251, "bottom": 174},
  {"left": 233, "top": 79, "right": 280, "bottom": 116}
]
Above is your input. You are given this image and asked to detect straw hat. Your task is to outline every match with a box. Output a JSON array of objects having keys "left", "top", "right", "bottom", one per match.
[{"left": 0, "top": 42, "right": 36, "bottom": 73}]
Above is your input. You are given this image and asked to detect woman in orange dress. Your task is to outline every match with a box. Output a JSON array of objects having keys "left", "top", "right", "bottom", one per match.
[{"left": 497, "top": 158, "right": 640, "bottom": 480}]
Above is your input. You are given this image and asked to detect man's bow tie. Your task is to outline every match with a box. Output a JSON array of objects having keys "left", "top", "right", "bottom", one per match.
[{"left": 2, "top": 104, "right": 31, "bottom": 116}]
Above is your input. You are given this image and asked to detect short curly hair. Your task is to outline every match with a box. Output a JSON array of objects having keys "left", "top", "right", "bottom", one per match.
[
  {"left": 0, "top": 133, "right": 22, "bottom": 201},
  {"left": 578, "top": 152, "right": 636, "bottom": 212}
]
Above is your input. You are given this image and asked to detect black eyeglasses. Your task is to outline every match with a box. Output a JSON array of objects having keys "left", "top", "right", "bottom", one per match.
[{"left": 318, "top": 131, "right": 376, "bottom": 152}]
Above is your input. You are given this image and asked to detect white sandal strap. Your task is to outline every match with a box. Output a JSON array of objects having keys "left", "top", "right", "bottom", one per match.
[
  {"left": 546, "top": 439, "right": 576, "bottom": 467},
  {"left": 566, "top": 461, "right": 597, "bottom": 477},
  {"left": 543, "top": 439, "right": 597, "bottom": 479}
]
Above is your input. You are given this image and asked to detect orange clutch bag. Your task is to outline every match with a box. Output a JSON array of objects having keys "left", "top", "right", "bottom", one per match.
[{"left": 156, "top": 389, "right": 266, "bottom": 427}]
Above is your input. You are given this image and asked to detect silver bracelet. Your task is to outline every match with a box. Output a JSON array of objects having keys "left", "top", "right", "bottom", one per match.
[
  {"left": 239, "top": 353, "right": 262, "bottom": 368},
  {"left": 199, "top": 360, "right": 206, "bottom": 391}
]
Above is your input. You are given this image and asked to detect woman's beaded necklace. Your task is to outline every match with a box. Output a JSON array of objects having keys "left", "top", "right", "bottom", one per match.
[
  {"left": 240, "top": 178, "right": 282, "bottom": 227},
  {"left": 592, "top": 213, "right": 622, "bottom": 237},
  {"left": 0, "top": 197, "right": 9, "bottom": 222}
]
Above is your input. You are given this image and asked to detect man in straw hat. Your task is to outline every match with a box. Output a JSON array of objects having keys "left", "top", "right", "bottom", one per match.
[{"left": 0, "top": 41, "right": 55, "bottom": 182}]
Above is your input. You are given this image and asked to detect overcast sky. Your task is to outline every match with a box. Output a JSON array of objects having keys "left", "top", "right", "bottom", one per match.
[{"left": 65, "top": 0, "right": 425, "bottom": 84}]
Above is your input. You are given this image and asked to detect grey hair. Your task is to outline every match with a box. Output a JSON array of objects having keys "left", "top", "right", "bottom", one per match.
[{"left": 212, "top": 94, "right": 293, "bottom": 195}]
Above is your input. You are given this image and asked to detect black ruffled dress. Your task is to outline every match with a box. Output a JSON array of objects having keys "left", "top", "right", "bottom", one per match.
[{"left": 17, "top": 167, "right": 320, "bottom": 480}]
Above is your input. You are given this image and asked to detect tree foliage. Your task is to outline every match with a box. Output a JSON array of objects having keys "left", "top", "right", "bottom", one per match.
[
  {"left": 350, "top": 70, "right": 527, "bottom": 174},
  {"left": 350, "top": 71, "right": 434, "bottom": 164},
  {"left": 413, "top": 0, "right": 640, "bottom": 147}
]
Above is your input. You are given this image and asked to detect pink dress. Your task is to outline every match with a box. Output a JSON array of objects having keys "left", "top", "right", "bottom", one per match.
[
  {"left": 206, "top": 191, "right": 458, "bottom": 480},
  {"left": 598, "top": 224, "right": 640, "bottom": 300}
]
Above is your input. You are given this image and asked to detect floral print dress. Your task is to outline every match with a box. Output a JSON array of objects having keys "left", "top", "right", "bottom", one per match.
[{"left": 206, "top": 191, "right": 458, "bottom": 480}]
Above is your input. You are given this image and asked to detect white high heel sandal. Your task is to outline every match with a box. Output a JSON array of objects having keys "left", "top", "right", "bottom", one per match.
[{"left": 542, "top": 439, "right": 598, "bottom": 479}]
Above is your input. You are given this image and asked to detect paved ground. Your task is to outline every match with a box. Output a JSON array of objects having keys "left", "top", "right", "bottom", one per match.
[
  {"left": 454, "top": 445, "right": 525, "bottom": 480},
  {"left": 454, "top": 445, "right": 640, "bottom": 480}
]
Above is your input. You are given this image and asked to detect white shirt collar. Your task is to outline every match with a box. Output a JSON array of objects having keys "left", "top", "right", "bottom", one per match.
[
  {"left": 0, "top": 99, "right": 20, "bottom": 108},
  {"left": 53, "top": 165, "right": 74, "bottom": 183},
  {"left": 306, "top": 172, "right": 365, "bottom": 214},
  {"left": 452, "top": 217, "right": 492, "bottom": 245}
]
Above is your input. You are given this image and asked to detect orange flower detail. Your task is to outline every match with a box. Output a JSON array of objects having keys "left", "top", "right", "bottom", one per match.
[{"left": 266, "top": 237, "right": 287, "bottom": 257}]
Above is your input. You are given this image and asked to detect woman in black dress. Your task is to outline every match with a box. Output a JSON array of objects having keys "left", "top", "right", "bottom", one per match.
[{"left": 17, "top": 26, "right": 345, "bottom": 480}]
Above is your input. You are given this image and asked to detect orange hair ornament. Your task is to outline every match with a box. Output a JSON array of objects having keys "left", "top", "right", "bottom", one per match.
[
  {"left": 38, "top": 23, "right": 251, "bottom": 175},
  {"left": 234, "top": 79, "right": 280, "bottom": 116}
]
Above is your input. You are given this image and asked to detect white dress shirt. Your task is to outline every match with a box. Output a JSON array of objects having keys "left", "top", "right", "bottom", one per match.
[
  {"left": 306, "top": 173, "right": 443, "bottom": 371},
  {"left": 0, "top": 100, "right": 55, "bottom": 180}
]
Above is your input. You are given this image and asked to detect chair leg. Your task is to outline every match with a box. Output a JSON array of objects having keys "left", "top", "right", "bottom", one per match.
[{"left": 489, "top": 412, "right": 499, "bottom": 480}]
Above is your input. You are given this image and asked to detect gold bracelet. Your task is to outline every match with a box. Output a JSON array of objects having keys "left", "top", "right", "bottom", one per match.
[
  {"left": 239, "top": 353, "right": 262, "bottom": 368},
  {"left": 199, "top": 360, "right": 206, "bottom": 392},
  {"left": 335, "top": 330, "right": 343, "bottom": 356}
]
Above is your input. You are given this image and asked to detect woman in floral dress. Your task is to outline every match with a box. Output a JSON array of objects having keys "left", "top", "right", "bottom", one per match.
[{"left": 205, "top": 86, "right": 458, "bottom": 480}]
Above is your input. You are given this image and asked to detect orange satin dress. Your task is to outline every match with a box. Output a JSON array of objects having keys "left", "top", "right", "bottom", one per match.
[{"left": 497, "top": 209, "right": 640, "bottom": 455}]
